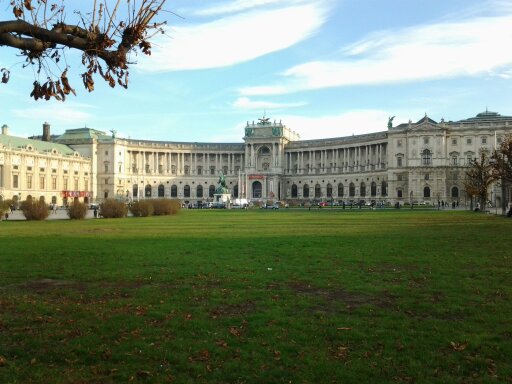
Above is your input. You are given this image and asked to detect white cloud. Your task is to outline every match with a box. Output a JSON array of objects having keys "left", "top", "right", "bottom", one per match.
[
  {"left": 279, "top": 110, "right": 412, "bottom": 140},
  {"left": 12, "top": 103, "right": 93, "bottom": 127},
  {"left": 139, "top": 2, "right": 328, "bottom": 71},
  {"left": 233, "top": 96, "right": 306, "bottom": 109},
  {"left": 240, "top": 13, "right": 512, "bottom": 96},
  {"left": 190, "top": 0, "right": 305, "bottom": 17}
]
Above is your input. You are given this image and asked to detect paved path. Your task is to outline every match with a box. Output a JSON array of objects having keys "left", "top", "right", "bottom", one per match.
[{"left": 2, "top": 209, "right": 97, "bottom": 221}]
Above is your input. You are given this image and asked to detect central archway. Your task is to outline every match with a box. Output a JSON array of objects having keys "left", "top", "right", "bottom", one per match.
[{"left": 252, "top": 181, "right": 262, "bottom": 198}]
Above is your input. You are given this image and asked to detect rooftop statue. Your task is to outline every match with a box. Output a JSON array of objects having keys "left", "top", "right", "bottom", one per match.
[{"left": 387, "top": 116, "right": 395, "bottom": 129}]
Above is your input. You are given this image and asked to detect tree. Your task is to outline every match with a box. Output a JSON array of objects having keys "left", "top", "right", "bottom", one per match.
[
  {"left": 491, "top": 134, "right": 512, "bottom": 214},
  {"left": 0, "top": 0, "right": 167, "bottom": 101},
  {"left": 464, "top": 152, "right": 495, "bottom": 211}
]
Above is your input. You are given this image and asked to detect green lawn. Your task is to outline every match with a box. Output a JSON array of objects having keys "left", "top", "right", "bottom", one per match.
[{"left": 0, "top": 210, "right": 511, "bottom": 383}]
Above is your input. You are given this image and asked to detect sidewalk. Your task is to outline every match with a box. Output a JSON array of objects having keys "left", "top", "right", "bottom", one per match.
[{"left": 2, "top": 209, "right": 96, "bottom": 221}]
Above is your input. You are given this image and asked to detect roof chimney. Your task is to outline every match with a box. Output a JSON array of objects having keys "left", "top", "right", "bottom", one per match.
[
  {"left": 1, "top": 124, "right": 8, "bottom": 135},
  {"left": 42, "top": 122, "right": 50, "bottom": 141}
]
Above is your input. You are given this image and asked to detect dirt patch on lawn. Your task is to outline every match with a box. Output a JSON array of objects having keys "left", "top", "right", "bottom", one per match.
[
  {"left": 288, "top": 281, "right": 395, "bottom": 312},
  {"left": 209, "top": 300, "right": 257, "bottom": 319},
  {"left": 21, "top": 279, "right": 88, "bottom": 294}
]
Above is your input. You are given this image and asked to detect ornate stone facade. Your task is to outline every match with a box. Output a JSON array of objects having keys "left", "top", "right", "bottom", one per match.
[{"left": 1, "top": 111, "right": 511, "bottom": 207}]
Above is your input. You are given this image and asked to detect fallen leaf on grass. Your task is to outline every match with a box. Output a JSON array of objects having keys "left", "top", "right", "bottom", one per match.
[
  {"left": 337, "top": 327, "right": 352, "bottom": 331},
  {"left": 188, "top": 349, "right": 210, "bottom": 362},
  {"left": 0, "top": 356, "right": 6, "bottom": 366},
  {"left": 229, "top": 327, "right": 242, "bottom": 337},
  {"left": 215, "top": 339, "right": 228, "bottom": 348},
  {"left": 450, "top": 341, "right": 468, "bottom": 351}
]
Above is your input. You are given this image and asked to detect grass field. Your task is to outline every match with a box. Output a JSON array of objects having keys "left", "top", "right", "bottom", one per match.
[{"left": 0, "top": 210, "right": 511, "bottom": 383}]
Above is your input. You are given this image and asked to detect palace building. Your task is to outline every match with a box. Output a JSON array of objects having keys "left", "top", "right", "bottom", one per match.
[{"left": 1, "top": 111, "right": 511, "bottom": 207}]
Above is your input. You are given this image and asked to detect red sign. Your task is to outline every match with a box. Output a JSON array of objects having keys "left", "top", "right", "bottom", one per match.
[
  {"left": 61, "top": 191, "right": 91, "bottom": 198},
  {"left": 248, "top": 174, "right": 264, "bottom": 180}
]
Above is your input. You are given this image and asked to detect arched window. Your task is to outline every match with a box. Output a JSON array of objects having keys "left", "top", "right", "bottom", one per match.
[
  {"left": 338, "top": 183, "right": 344, "bottom": 197},
  {"left": 158, "top": 184, "right": 165, "bottom": 197},
  {"left": 184, "top": 185, "right": 190, "bottom": 198},
  {"left": 315, "top": 184, "right": 321, "bottom": 198},
  {"left": 422, "top": 149, "right": 432, "bottom": 166},
  {"left": 252, "top": 181, "right": 262, "bottom": 198},
  {"left": 209, "top": 185, "right": 215, "bottom": 198},
  {"left": 291, "top": 184, "right": 298, "bottom": 198},
  {"left": 133, "top": 184, "right": 138, "bottom": 198},
  {"left": 451, "top": 186, "right": 459, "bottom": 199},
  {"left": 171, "top": 185, "right": 178, "bottom": 198},
  {"left": 360, "top": 182, "right": 366, "bottom": 197},
  {"left": 145, "top": 184, "right": 152, "bottom": 198},
  {"left": 371, "top": 182, "right": 377, "bottom": 197},
  {"left": 326, "top": 183, "right": 333, "bottom": 197},
  {"left": 196, "top": 185, "right": 203, "bottom": 198},
  {"left": 424, "top": 186, "right": 431, "bottom": 198},
  {"left": 349, "top": 183, "right": 355, "bottom": 197},
  {"left": 303, "top": 184, "right": 309, "bottom": 198},
  {"left": 381, "top": 181, "right": 387, "bottom": 196}
]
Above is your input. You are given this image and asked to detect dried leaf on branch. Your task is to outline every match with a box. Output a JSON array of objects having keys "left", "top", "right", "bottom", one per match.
[{"left": 0, "top": 0, "right": 168, "bottom": 101}]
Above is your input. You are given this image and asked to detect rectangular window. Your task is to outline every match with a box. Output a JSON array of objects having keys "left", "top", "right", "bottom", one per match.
[
  {"left": 424, "top": 173, "right": 430, "bottom": 180},
  {"left": 63, "top": 177, "right": 68, "bottom": 190},
  {"left": 466, "top": 138, "right": 472, "bottom": 145},
  {"left": 27, "top": 166, "right": 32, "bottom": 171},
  {"left": 74, "top": 179, "right": 79, "bottom": 190},
  {"left": 13, "top": 174, "right": 18, "bottom": 188},
  {"left": 423, "top": 137, "right": 430, "bottom": 145},
  {"left": 64, "top": 170, "right": 68, "bottom": 174},
  {"left": 481, "top": 137, "right": 487, "bottom": 144},
  {"left": 397, "top": 139, "right": 402, "bottom": 147},
  {"left": 27, "top": 175, "right": 32, "bottom": 189},
  {"left": 52, "top": 168, "right": 57, "bottom": 173},
  {"left": 52, "top": 177, "right": 57, "bottom": 190},
  {"left": 451, "top": 156, "right": 458, "bottom": 165},
  {"left": 210, "top": 167, "right": 215, "bottom": 175},
  {"left": 452, "top": 138, "right": 457, "bottom": 145},
  {"left": 104, "top": 164, "right": 109, "bottom": 172},
  {"left": 397, "top": 157, "right": 402, "bottom": 167},
  {"left": 397, "top": 174, "right": 403, "bottom": 181},
  {"left": 40, "top": 167, "right": 45, "bottom": 172},
  {"left": 40, "top": 176, "right": 45, "bottom": 189},
  {"left": 13, "top": 165, "right": 19, "bottom": 170}
]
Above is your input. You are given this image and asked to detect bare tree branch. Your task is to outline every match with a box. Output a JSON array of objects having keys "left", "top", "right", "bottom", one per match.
[{"left": 0, "top": 0, "right": 168, "bottom": 101}]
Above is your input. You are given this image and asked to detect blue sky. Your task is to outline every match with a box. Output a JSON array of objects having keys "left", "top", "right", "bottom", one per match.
[{"left": 1, "top": 0, "right": 512, "bottom": 142}]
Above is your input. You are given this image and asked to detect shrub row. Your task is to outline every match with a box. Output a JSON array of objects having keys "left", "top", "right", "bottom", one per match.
[
  {"left": 20, "top": 199, "right": 49, "bottom": 221},
  {"left": 130, "top": 199, "right": 181, "bottom": 217},
  {"left": 100, "top": 199, "right": 128, "bottom": 218},
  {"left": 67, "top": 202, "right": 88, "bottom": 220}
]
